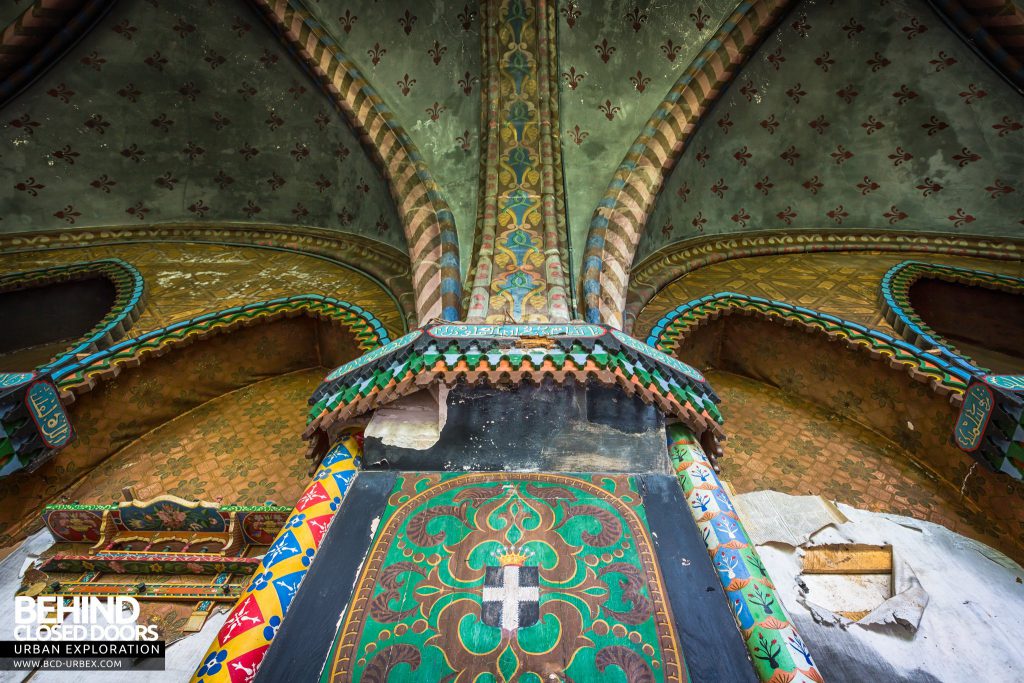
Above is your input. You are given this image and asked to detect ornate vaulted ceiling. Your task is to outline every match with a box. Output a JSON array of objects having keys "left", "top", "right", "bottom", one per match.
[
  {"left": 638, "top": 0, "right": 1024, "bottom": 263},
  {"left": 1, "top": 0, "right": 406, "bottom": 251},
  {"left": 0, "top": 0, "right": 1021, "bottom": 323}
]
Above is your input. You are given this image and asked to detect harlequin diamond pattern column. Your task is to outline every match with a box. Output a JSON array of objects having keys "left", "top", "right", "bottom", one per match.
[{"left": 190, "top": 435, "right": 361, "bottom": 683}]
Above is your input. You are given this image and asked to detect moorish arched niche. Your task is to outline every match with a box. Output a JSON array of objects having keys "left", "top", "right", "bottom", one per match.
[
  {"left": 644, "top": 290, "right": 1024, "bottom": 564},
  {"left": 881, "top": 260, "right": 1024, "bottom": 374},
  {"left": 0, "top": 238, "right": 404, "bottom": 548},
  {"left": 0, "top": 259, "right": 144, "bottom": 372}
]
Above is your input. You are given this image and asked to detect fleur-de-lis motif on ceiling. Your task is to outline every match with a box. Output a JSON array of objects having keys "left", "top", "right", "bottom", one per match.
[
  {"left": 992, "top": 116, "right": 1022, "bottom": 137},
  {"left": 143, "top": 50, "right": 166, "bottom": 71},
  {"left": 231, "top": 16, "right": 250, "bottom": 37},
  {"left": 569, "top": 124, "right": 589, "bottom": 145},
  {"left": 47, "top": 83, "right": 74, "bottom": 103},
  {"left": 691, "top": 211, "right": 707, "bottom": 231},
  {"left": 766, "top": 48, "right": 785, "bottom": 70},
  {"left": 717, "top": 113, "right": 732, "bottom": 134},
  {"left": 902, "top": 17, "right": 927, "bottom": 40},
  {"left": 598, "top": 99, "right": 620, "bottom": 121},
  {"left": 790, "top": 13, "right": 810, "bottom": 37},
  {"left": 892, "top": 84, "right": 918, "bottom": 105},
  {"left": 173, "top": 18, "right": 196, "bottom": 39},
  {"left": 155, "top": 171, "right": 178, "bottom": 190},
  {"left": 842, "top": 17, "right": 864, "bottom": 38},
  {"left": 802, "top": 176, "right": 823, "bottom": 194},
  {"left": 125, "top": 201, "right": 150, "bottom": 221},
  {"left": 930, "top": 51, "right": 956, "bottom": 71},
  {"left": 831, "top": 145, "right": 854, "bottom": 165},
  {"left": 861, "top": 115, "right": 884, "bottom": 134},
  {"left": 856, "top": 176, "right": 880, "bottom": 195},
  {"left": 368, "top": 42, "right": 386, "bottom": 67},
  {"left": 117, "top": 82, "right": 141, "bottom": 102},
  {"left": 428, "top": 40, "right": 447, "bottom": 65},
  {"left": 814, "top": 51, "right": 834, "bottom": 72},
  {"left": 836, "top": 84, "right": 858, "bottom": 104},
  {"left": 112, "top": 19, "right": 137, "bottom": 41},
  {"left": 624, "top": 6, "right": 648, "bottom": 32},
  {"left": 89, "top": 174, "right": 116, "bottom": 193},
  {"left": 661, "top": 220, "right": 674, "bottom": 236},
  {"left": 733, "top": 146, "right": 752, "bottom": 166},
  {"left": 594, "top": 38, "right": 615, "bottom": 63},
  {"left": 740, "top": 80, "right": 757, "bottom": 101},
  {"left": 81, "top": 51, "right": 106, "bottom": 71},
  {"left": 677, "top": 182, "right": 691, "bottom": 202},
  {"left": 921, "top": 115, "right": 948, "bottom": 136},
  {"left": 14, "top": 177, "right": 44, "bottom": 196},
  {"left": 660, "top": 39, "right": 681, "bottom": 62},
  {"left": 315, "top": 174, "right": 332, "bottom": 193},
  {"left": 456, "top": 130, "right": 473, "bottom": 152},
  {"left": 959, "top": 84, "right": 987, "bottom": 104},
  {"left": 731, "top": 208, "right": 750, "bottom": 227},
  {"left": 458, "top": 71, "right": 477, "bottom": 96},
  {"left": 53, "top": 205, "right": 80, "bottom": 224},
  {"left": 916, "top": 177, "right": 943, "bottom": 196},
  {"left": 884, "top": 206, "right": 908, "bottom": 224},
  {"left": 867, "top": 52, "right": 890, "bottom": 71},
  {"left": 759, "top": 114, "right": 779, "bottom": 134},
  {"left": 398, "top": 9, "right": 417, "bottom": 35},
  {"left": 338, "top": 10, "right": 357, "bottom": 34},
  {"left": 785, "top": 83, "right": 806, "bottom": 103},
  {"left": 952, "top": 147, "right": 981, "bottom": 167},
  {"left": 458, "top": 4, "right": 476, "bottom": 31},
  {"left": 629, "top": 70, "right": 650, "bottom": 93},
  {"left": 119, "top": 144, "right": 143, "bottom": 163},
  {"left": 561, "top": 1, "right": 580, "bottom": 28},
  {"left": 691, "top": 6, "right": 710, "bottom": 31},
  {"left": 710, "top": 178, "right": 728, "bottom": 198},
  {"left": 755, "top": 176, "right": 774, "bottom": 195},
  {"left": 947, "top": 208, "right": 975, "bottom": 227},
  {"left": 779, "top": 145, "right": 800, "bottom": 166},
  {"left": 776, "top": 206, "right": 796, "bottom": 225},
  {"left": 243, "top": 200, "right": 261, "bottom": 218},
  {"left": 985, "top": 179, "right": 1014, "bottom": 199},
  {"left": 888, "top": 147, "right": 913, "bottom": 165},
  {"left": 396, "top": 73, "right": 416, "bottom": 96},
  {"left": 562, "top": 66, "right": 584, "bottom": 90},
  {"left": 188, "top": 198, "right": 207, "bottom": 218},
  {"left": 425, "top": 102, "right": 445, "bottom": 121},
  {"left": 205, "top": 50, "right": 225, "bottom": 70},
  {"left": 827, "top": 205, "right": 848, "bottom": 224}
]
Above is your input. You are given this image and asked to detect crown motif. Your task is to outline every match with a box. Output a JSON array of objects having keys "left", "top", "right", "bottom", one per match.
[{"left": 493, "top": 544, "right": 533, "bottom": 567}]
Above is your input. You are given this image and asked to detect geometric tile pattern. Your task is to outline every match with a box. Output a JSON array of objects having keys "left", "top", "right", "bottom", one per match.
[
  {"left": 707, "top": 369, "right": 1007, "bottom": 554},
  {"left": 635, "top": 250, "right": 1024, "bottom": 339},
  {"left": 0, "top": 242, "right": 406, "bottom": 340},
  {"left": 61, "top": 368, "right": 324, "bottom": 509}
]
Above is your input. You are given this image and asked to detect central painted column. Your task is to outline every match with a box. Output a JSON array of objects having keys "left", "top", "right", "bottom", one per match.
[{"left": 466, "top": 0, "right": 571, "bottom": 323}]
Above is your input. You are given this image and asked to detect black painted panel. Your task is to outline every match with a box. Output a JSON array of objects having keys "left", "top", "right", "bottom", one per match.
[
  {"left": 364, "top": 384, "right": 668, "bottom": 473},
  {"left": 255, "top": 471, "right": 396, "bottom": 683},
  {"left": 640, "top": 474, "right": 758, "bottom": 683}
]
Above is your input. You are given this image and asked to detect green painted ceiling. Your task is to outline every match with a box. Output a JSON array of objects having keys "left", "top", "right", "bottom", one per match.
[
  {"left": 1, "top": 0, "right": 406, "bottom": 251},
  {"left": 305, "top": 0, "right": 482, "bottom": 276},
  {"left": 0, "top": 1, "right": 25, "bottom": 30},
  {"left": 638, "top": 0, "right": 1024, "bottom": 264},
  {"left": 557, "top": 0, "right": 736, "bottom": 279}
]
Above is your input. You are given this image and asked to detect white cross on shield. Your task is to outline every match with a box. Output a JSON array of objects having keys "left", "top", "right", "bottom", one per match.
[{"left": 481, "top": 565, "right": 539, "bottom": 632}]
